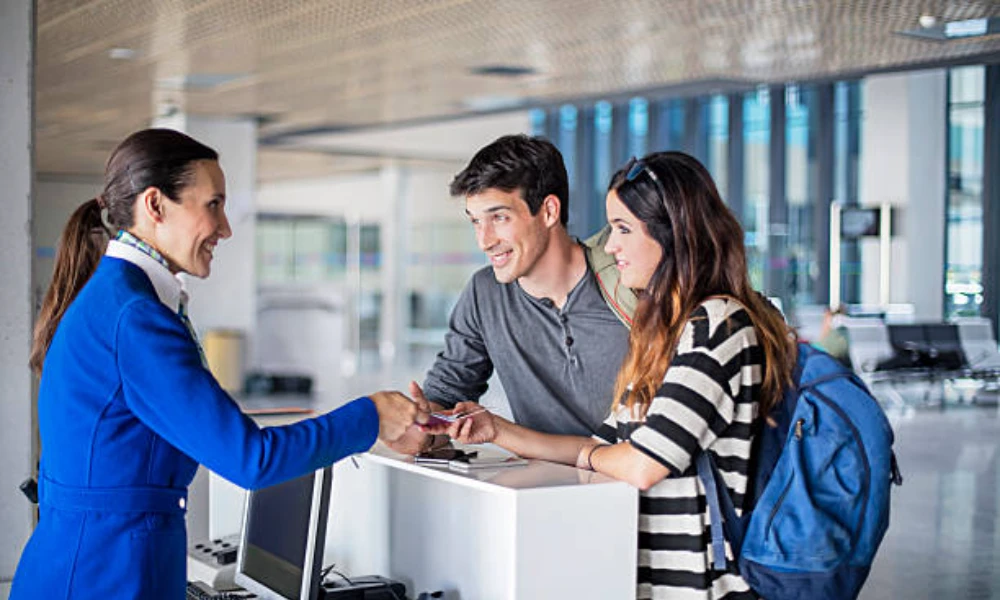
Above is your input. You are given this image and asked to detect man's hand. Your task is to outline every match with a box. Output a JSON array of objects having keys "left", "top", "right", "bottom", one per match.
[{"left": 445, "top": 401, "right": 498, "bottom": 445}]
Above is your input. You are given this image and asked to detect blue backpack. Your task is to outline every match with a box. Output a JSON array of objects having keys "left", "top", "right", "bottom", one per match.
[{"left": 696, "top": 342, "right": 903, "bottom": 600}]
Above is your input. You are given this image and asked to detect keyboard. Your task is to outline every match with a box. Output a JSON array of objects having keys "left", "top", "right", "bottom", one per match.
[{"left": 186, "top": 580, "right": 255, "bottom": 600}]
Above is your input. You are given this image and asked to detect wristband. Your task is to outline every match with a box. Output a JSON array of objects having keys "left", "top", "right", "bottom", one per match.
[{"left": 586, "top": 444, "right": 608, "bottom": 471}]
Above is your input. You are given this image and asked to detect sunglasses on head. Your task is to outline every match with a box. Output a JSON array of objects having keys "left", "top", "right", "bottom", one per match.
[{"left": 624, "top": 156, "right": 668, "bottom": 203}]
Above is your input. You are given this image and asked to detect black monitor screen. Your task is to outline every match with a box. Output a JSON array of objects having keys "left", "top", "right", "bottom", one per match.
[
  {"left": 841, "top": 208, "right": 881, "bottom": 238},
  {"left": 237, "top": 469, "right": 331, "bottom": 600}
]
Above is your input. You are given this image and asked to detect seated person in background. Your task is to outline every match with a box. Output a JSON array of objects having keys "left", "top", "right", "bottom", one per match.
[
  {"left": 814, "top": 304, "right": 851, "bottom": 366},
  {"left": 12, "top": 129, "right": 427, "bottom": 600},
  {"left": 391, "top": 134, "right": 636, "bottom": 454},
  {"left": 426, "top": 151, "right": 796, "bottom": 599}
]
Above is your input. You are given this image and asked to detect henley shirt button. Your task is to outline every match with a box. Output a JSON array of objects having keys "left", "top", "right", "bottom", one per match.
[
  {"left": 541, "top": 298, "right": 554, "bottom": 308},
  {"left": 565, "top": 336, "right": 574, "bottom": 347},
  {"left": 179, "top": 498, "right": 186, "bottom": 509}
]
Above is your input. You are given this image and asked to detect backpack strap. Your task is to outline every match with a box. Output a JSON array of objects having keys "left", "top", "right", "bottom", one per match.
[
  {"left": 583, "top": 226, "right": 637, "bottom": 328},
  {"left": 695, "top": 453, "right": 727, "bottom": 570},
  {"left": 696, "top": 452, "right": 744, "bottom": 570}
]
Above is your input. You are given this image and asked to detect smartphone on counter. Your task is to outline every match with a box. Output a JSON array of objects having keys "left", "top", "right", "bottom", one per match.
[
  {"left": 413, "top": 448, "right": 477, "bottom": 465},
  {"left": 448, "top": 455, "right": 528, "bottom": 471}
]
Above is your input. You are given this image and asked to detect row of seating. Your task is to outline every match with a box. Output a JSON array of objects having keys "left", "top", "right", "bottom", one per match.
[{"left": 840, "top": 317, "right": 1000, "bottom": 403}]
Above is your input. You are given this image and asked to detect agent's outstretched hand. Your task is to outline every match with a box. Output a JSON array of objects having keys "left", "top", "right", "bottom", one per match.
[
  {"left": 370, "top": 390, "right": 429, "bottom": 443},
  {"left": 383, "top": 381, "right": 443, "bottom": 455}
]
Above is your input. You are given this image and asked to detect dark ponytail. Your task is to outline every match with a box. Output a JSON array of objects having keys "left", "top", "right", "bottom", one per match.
[
  {"left": 30, "top": 198, "right": 111, "bottom": 373},
  {"left": 29, "top": 128, "right": 218, "bottom": 374}
]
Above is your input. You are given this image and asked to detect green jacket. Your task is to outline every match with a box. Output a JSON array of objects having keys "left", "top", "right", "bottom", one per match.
[{"left": 584, "top": 225, "right": 637, "bottom": 329}]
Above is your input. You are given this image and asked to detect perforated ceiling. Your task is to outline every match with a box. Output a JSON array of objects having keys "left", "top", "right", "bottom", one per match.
[{"left": 35, "top": 0, "right": 1000, "bottom": 179}]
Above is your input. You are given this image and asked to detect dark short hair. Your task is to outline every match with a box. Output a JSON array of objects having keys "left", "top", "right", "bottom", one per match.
[{"left": 449, "top": 134, "right": 569, "bottom": 225}]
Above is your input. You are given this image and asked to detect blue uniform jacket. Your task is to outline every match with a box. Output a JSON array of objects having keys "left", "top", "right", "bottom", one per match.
[{"left": 11, "top": 257, "right": 379, "bottom": 599}]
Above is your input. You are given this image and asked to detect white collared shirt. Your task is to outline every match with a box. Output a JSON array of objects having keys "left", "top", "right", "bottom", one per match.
[{"left": 105, "top": 240, "right": 187, "bottom": 313}]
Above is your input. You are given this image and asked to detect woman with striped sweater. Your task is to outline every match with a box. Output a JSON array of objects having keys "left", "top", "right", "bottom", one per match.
[{"left": 424, "top": 151, "right": 796, "bottom": 599}]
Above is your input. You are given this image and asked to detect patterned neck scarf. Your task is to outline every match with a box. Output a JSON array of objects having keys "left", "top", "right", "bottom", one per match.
[
  {"left": 115, "top": 230, "right": 170, "bottom": 268},
  {"left": 115, "top": 230, "right": 208, "bottom": 368}
]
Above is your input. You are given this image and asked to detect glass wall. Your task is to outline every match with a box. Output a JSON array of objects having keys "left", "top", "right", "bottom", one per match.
[
  {"left": 834, "top": 81, "right": 864, "bottom": 304},
  {"left": 592, "top": 101, "right": 614, "bottom": 229},
  {"left": 945, "top": 66, "right": 986, "bottom": 317},
  {"left": 785, "top": 84, "right": 817, "bottom": 311},
  {"left": 256, "top": 215, "right": 382, "bottom": 372},
  {"left": 627, "top": 97, "right": 649, "bottom": 158},
  {"left": 256, "top": 215, "right": 347, "bottom": 285},
  {"left": 706, "top": 95, "right": 729, "bottom": 195},
  {"left": 540, "top": 78, "right": 866, "bottom": 312},
  {"left": 743, "top": 88, "right": 771, "bottom": 291}
]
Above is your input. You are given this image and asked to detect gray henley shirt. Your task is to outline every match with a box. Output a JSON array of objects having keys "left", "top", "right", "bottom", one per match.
[{"left": 422, "top": 259, "right": 631, "bottom": 436}]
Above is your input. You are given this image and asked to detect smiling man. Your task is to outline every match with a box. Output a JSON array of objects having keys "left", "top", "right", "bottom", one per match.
[{"left": 396, "top": 135, "right": 636, "bottom": 453}]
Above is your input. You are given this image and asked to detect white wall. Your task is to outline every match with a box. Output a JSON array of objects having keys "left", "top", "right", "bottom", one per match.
[
  {"left": 860, "top": 69, "right": 947, "bottom": 320},
  {"left": 257, "top": 166, "right": 463, "bottom": 223},
  {"left": 33, "top": 177, "right": 104, "bottom": 299},
  {"left": 0, "top": 0, "right": 35, "bottom": 589}
]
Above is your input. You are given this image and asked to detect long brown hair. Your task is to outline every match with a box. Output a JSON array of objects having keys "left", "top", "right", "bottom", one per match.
[
  {"left": 610, "top": 151, "right": 795, "bottom": 418},
  {"left": 29, "top": 129, "right": 218, "bottom": 374}
]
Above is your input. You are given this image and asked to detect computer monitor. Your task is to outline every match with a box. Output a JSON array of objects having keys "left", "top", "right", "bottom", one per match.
[{"left": 234, "top": 467, "right": 332, "bottom": 600}]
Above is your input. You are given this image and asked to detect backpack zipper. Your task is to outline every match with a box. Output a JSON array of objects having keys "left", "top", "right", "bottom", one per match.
[
  {"left": 809, "top": 387, "right": 873, "bottom": 552},
  {"left": 764, "top": 420, "right": 805, "bottom": 541}
]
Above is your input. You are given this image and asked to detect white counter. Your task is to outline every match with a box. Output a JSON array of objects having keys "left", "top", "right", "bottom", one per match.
[
  {"left": 327, "top": 445, "right": 638, "bottom": 600},
  {"left": 197, "top": 396, "right": 639, "bottom": 599}
]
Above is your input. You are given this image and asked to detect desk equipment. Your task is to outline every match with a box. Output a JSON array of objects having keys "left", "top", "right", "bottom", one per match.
[
  {"left": 321, "top": 575, "right": 406, "bottom": 599},
  {"left": 185, "top": 580, "right": 253, "bottom": 600},
  {"left": 234, "top": 467, "right": 333, "bottom": 600},
  {"left": 188, "top": 535, "right": 240, "bottom": 591}
]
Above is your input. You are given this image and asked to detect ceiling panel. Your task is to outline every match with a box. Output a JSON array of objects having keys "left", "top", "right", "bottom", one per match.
[{"left": 35, "top": 0, "right": 1000, "bottom": 178}]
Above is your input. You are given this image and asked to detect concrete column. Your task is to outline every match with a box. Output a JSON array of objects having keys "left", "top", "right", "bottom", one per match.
[
  {"left": 378, "top": 163, "right": 409, "bottom": 368},
  {"left": 0, "top": 0, "right": 35, "bottom": 588},
  {"left": 860, "top": 70, "right": 947, "bottom": 319}
]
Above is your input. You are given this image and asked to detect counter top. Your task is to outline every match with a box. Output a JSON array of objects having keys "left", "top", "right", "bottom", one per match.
[{"left": 364, "top": 443, "right": 626, "bottom": 494}]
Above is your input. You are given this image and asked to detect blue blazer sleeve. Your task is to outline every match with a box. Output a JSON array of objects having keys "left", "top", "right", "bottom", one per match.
[{"left": 115, "top": 297, "right": 379, "bottom": 490}]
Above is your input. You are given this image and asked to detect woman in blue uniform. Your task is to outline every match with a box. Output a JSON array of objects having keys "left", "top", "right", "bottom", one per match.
[{"left": 11, "top": 128, "right": 427, "bottom": 599}]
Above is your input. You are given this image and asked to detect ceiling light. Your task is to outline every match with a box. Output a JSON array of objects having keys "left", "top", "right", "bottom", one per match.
[
  {"left": 945, "top": 18, "right": 989, "bottom": 38},
  {"left": 108, "top": 47, "right": 137, "bottom": 60},
  {"left": 898, "top": 16, "right": 999, "bottom": 41},
  {"left": 156, "top": 73, "right": 251, "bottom": 91},
  {"left": 461, "top": 95, "right": 528, "bottom": 111}
]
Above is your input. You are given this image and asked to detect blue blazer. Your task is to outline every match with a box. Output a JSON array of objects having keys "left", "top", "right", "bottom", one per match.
[{"left": 11, "top": 257, "right": 379, "bottom": 599}]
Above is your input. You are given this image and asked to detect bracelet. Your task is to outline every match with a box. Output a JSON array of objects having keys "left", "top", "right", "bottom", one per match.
[{"left": 586, "top": 444, "right": 608, "bottom": 471}]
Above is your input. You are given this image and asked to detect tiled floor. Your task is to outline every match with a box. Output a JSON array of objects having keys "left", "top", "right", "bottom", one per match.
[{"left": 862, "top": 401, "right": 1000, "bottom": 599}]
